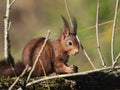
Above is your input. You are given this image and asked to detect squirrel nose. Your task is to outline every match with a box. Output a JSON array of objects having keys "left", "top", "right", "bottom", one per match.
[{"left": 74, "top": 49, "right": 79, "bottom": 55}]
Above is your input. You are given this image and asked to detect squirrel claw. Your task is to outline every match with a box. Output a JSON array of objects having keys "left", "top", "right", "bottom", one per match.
[{"left": 70, "top": 65, "right": 78, "bottom": 73}]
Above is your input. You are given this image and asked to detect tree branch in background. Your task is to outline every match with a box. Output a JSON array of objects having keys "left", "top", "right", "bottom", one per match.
[
  {"left": 96, "top": 0, "right": 106, "bottom": 67},
  {"left": 4, "top": 0, "right": 17, "bottom": 76},
  {"left": 64, "top": 0, "right": 96, "bottom": 69},
  {"left": 4, "top": 0, "right": 10, "bottom": 61},
  {"left": 111, "top": 0, "right": 119, "bottom": 64}
]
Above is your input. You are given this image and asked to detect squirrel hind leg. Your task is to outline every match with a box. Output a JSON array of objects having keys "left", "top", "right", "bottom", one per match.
[{"left": 15, "top": 62, "right": 26, "bottom": 76}]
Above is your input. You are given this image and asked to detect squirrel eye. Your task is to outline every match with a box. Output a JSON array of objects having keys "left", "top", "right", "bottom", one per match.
[{"left": 67, "top": 40, "right": 73, "bottom": 46}]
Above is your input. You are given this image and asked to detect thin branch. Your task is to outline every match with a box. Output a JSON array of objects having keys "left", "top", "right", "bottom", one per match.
[
  {"left": 83, "top": 49, "right": 96, "bottom": 69},
  {"left": 8, "top": 65, "right": 29, "bottom": 90},
  {"left": 10, "top": 0, "right": 16, "bottom": 7},
  {"left": 111, "top": 0, "right": 119, "bottom": 64},
  {"left": 96, "top": 0, "right": 106, "bottom": 67},
  {"left": 64, "top": 0, "right": 73, "bottom": 28},
  {"left": 26, "top": 30, "right": 51, "bottom": 83},
  {"left": 82, "top": 19, "right": 114, "bottom": 31},
  {"left": 39, "top": 60, "right": 50, "bottom": 90},
  {"left": 80, "top": 43, "right": 96, "bottom": 69},
  {"left": 112, "top": 52, "right": 120, "bottom": 68},
  {"left": 115, "top": 52, "right": 120, "bottom": 63},
  {"left": 80, "top": 19, "right": 120, "bottom": 33}
]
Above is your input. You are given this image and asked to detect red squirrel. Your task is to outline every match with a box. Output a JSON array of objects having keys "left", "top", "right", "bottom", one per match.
[{"left": 0, "top": 16, "right": 79, "bottom": 77}]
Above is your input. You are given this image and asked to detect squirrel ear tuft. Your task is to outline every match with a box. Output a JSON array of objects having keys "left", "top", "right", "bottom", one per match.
[
  {"left": 61, "top": 15, "right": 70, "bottom": 37},
  {"left": 72, "top": 17, "right": 77, "bottom": 36}
]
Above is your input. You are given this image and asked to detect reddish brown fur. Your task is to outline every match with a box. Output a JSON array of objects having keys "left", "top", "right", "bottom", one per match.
[
  {"left": 0, "top": 16, "right": 79, "bottom": 77},
  {"left": 0, "top": 60, "right": 25, "bottom": 77},
  {"left": 22, "top": 37, "right": 55, "bottom": 76}
]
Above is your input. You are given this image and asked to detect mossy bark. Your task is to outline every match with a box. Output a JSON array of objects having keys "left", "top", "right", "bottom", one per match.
[{"left": 0, "top": 66, "right": 120, "bottom": 90}]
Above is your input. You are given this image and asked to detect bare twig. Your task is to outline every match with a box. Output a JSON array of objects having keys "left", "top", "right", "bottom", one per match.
[
  {"left": 79, "top": 19, "right": 120, "bottom": 33},
  {"left": 96, "top": 0, "right": 106, "bottom": 67},
  {"left": 26, "top": 30, "right": 51, "bottom": 83},
  {"left": 10, "top": 0, "right": 16, "bottom": 7},
  {"left": 8, "top": 65, "right": 29, "bottom": 90},
  {"left": 64, "top": 0, "right": 73, "bottom": 28},
  {"left": 80, "top": 43, "right": 96, "bottom": 69},
  {"left": 112, "top": 52, "right": 120, "bottom": 68},
  {"left": 39, "top": 60, "right": 50, "bottom": 90},
  {"left": 82, "top": 19, "right": 114, "bottom": 31},
  {"left": 111, "top": 0, "right": 119, "bottom": 64}
]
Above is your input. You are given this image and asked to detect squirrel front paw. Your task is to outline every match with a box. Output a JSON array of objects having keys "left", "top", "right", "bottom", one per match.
[{"left": 70, "top": 65, "right": 78, "bottom": 73}]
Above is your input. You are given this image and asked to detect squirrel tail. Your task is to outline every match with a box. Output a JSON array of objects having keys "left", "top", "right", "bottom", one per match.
[{"left": 0, "top": 60, "right": 25, "bottom": 77}]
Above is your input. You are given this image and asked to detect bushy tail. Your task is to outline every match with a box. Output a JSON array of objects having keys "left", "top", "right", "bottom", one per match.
[{"left": 0, "top": 60, "right": 25, "bottom": 77}]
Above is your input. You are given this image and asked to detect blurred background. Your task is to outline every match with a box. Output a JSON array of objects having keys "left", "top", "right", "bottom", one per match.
[{"left": 0, "top": 0, "right": 120, "bottom": 72}]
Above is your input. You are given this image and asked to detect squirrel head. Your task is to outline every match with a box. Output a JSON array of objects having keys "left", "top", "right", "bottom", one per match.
[{"left": 60, "top": 16, "right": 80, "bottom": 55}]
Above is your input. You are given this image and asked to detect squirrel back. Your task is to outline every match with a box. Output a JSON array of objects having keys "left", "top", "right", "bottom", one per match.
[{"left": 22, "top": 37, "right": 55, "bottom": 76}]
